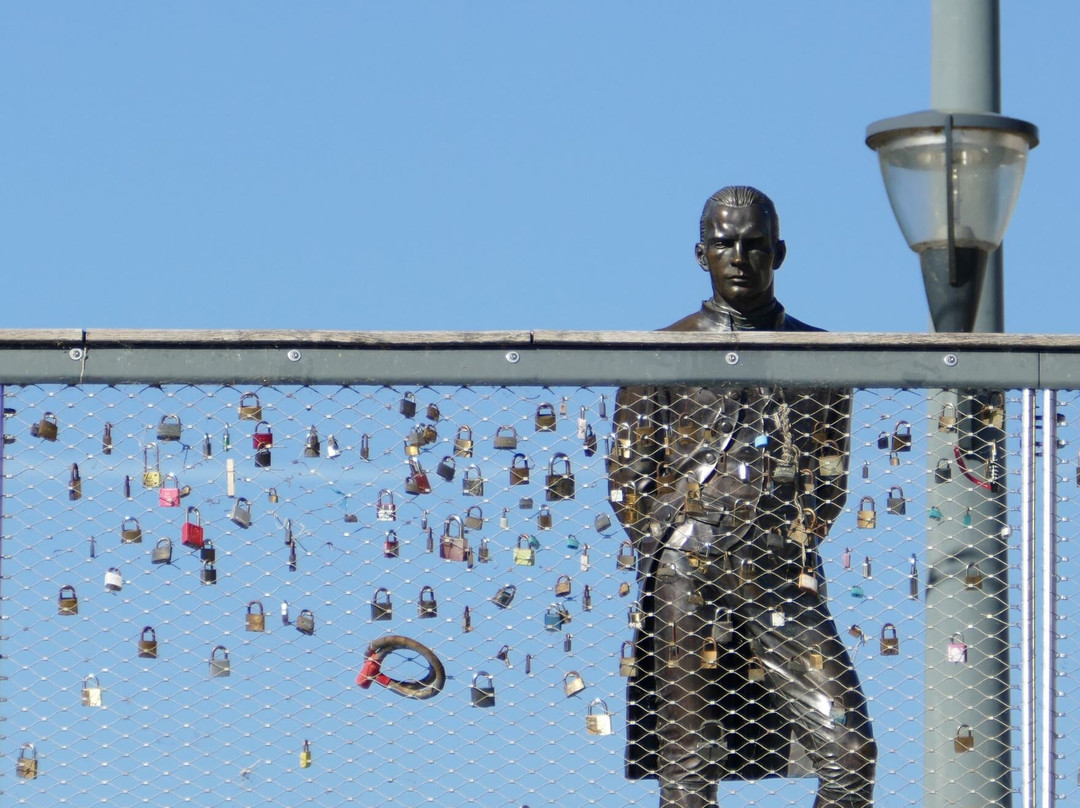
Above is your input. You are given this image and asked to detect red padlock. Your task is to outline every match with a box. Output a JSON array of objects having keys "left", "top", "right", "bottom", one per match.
[
  {"left": 252, "top": 421, "right": 273, "bottom": 450},
  {"left": 408, "top": 458, "right": 432, "bottom": 494},
  {"left": 181, "top": 506, "right": 205, "bottom": 550}
]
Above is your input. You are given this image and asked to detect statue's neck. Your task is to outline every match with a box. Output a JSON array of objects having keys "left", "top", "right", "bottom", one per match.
[{"left": 703, "top": 297, "right": 784, "bottom": 331}]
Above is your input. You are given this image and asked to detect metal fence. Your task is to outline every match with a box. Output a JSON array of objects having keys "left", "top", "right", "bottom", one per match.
[{"left": 0, "top": 330, "right": 1072, "bottom": 807}]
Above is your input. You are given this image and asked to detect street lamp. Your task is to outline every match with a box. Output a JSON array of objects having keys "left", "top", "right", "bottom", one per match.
[{"left": 866, "top": 110, "right": 1038, "bottom": 332}]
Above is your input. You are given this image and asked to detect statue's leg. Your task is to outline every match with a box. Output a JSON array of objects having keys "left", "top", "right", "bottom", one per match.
[
  {"left": 741, "top": 545, "right": 877, "bottom": 808},
  {"left": 651, "top": 549, "right": 722, "bottom": 808}
]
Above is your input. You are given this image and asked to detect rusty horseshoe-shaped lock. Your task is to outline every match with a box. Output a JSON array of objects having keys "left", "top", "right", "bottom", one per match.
[
  {"left": 238, "top": 392, "right": 263, "bottom": 420},
  {"left": 296, "top": 608, "right": 315, "bottom": 635},
  {"left": 371, "top": 587, "right": 393, "bottom": 621},
  {"left": 209, "top": 645, "right": 230, "bottom": 678},
  {"left": 246, "top": 601, "right": 266, "bottom": 632},
  {"left": 138, "top": 626, "right": 158, "bottom": 658},
  {"left": 418, "top": 585, "right": 438, "bottom": 618},
  {"left": 545, "top": 452, "right": 575, "bottom": 501},
  {"left": 157, "top": 414, "right": 182, "bottom": 442},
  {"left": 471, "top": 671, "right": 495, "bottom": 708}
]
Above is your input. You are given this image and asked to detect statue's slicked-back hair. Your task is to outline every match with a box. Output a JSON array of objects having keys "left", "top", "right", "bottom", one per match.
[{"left": 699, "top": 186, "right": 780, "bottom": 241}]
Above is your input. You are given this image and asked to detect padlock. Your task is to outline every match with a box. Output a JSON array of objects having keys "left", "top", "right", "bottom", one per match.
[
  {"left": 567, "top": 533, "right": 580, "bottom": 550},
  {"left": 934, "top": 458, "right": 952, "bottom": 483},
  {"left": 66, "top": 462, "right": 82, "bottom": 501},
  {"left": 326, "top": 434, "right": 342, "bottom": 459},
  {"left": 519, "top": 496, "right": 534, "bottom": 510},
  {"left": 440, "top": 515, "right": 469, "bottom": 562},
  {"left": 586, "top": 699, "right": 614, "bottom": 736},
  {"left": 267, "top": 487, "right": 279, "bottom": 505},
  {"left": 700, "top": 638, "right": 720, "bottom": 669},
  {"left": 405, "top": 457, "right": 432, "bottom": 494},
  {"left": 496, "top": 645, "right": 512, "bottom": 666},
  {"left": 471, "top": 671, "right": 496, "bottom": 708},
  {"left": 114, "top": 517, "right": 142, "bottom": 548},
  {"left": 509, "top": 453, "right": 531, "bottom": 485},
  {"left": 201, "top": 561, "right": 218, "bottom": 585},
  {"left": 929, "top": 505, "right": 943, "bottom": 521},
  {"left": 617, "top": 540, "right": 636, "bottom": 571},
  {"left": 980, "top": 391, "right": 1005, "bottom": 429},
  {"left": 203, "top": 432, "right": 214, "bottom": 457},
  {"left": 57, "top": 584, "right": 79, "bottom": 615},
  {"left": 684, "top": 478, "right": 706, "bottom": 517},
  {"left": 747, "top": 657, "right": 766, "bottom": 682},
  {"left": 238, "top": 391, "right": 263, "bottom": 420},
  {"left": 582, "top": 582, "right": 592, "bottom": 610},
  {"left": 797, "top": 558, "right": 818, "bottom": 595},
  {"left": 101, "top": 420, "right": 114, "bottom": 455},
  {"left": 104, "top": 566, "right": 123, "bottom": 592},
  {"left": 418, "top": 585, "right": 438, "bottom": 618},
  {"left": 817, "top": 441, "right": 844, "bottom": 479},
  {"left": 462, "top": 605, "right": 473, "bottom": 633},
  {"left": 79, "top": 674, "right": 103, "bottom": 704},
  {"left": 300, "top": 740, "right": 312, "bottom": 769},
  {"left": 841, "top": 547, "right": 851, "bottom": 571},
  {"left": 252, "top": 420, "right": 273, "bottom": 451},
  {"left": 859, "top": 460, "right": 869, "bottom": 480},
  {"left": 886, "top": 486, "right": 906, "bottom": 516},
  {"left": 246, "top": 601, "right": 266, "bottom": 632},
  {"left": 399, "top": 391, "right": 417, "bottom": 418},
  {"left": 537, "top": 505, "right": 553, "bottom": 530},
  {"left": 462, "top": 464, "right": 485, "bottom": 497},
  {"left": 179, "top": 506, "right": 205, "bottom": 549},
  {"left": 282, "top": 600, "right": 290, "bottom": 625},
  {"left": 425, "top": 527, "right": 435, "bottom": 553},
  {"left": 288, "top": 539, "right": 297, "bottom": 572},
  {"left": 223, "top": 426, "right": 231, "bottom": 452},
  {"left": 453, "top": 425, "right": 474, "bottom": 457},
  {"left": 404, "top": 429, "right": 422, "bottom": 456},
  {"left": 383, "top": 530, "right": 400, "bottom": 558},
  {"left": 563, "top": 670, "right": 586, "bottom": 697},
  {"left": 157, "top": 414, "right": 182, "bottom": 442},
  {"left": 583, "top": 423, "right": 598, "bottom": 457},
  {"left": 849, "top": 584, "right": 866, "bottom": 599},
  {"left": 880, "top": 623, "right": 900, "bottom": 656},
  {"left": 138, "top": 626, "right": 158, "bottom": 658},
  {"left": 151, "top": 537, "right": 173, "bottom": 565},
  {"left": 964, "top": 562, "right": 985, "bottom": 590},
  {"left": 464, "top": 505, "right": 483, "bottom": 530},
  {"left": 856, "top": 496, "right": 876, "bottom": 529},
  {"left": 34, "top": 411, "right": 59, "bottom": 441},
  {"left": 209, "top": 645, "right": 231, "bottom": 678},
  {"left": 230, "top": 497, "right": 252, "bottom": 528},
  {"left": 376, "top": 489, "right": 396, "bottom": 522},
  {"left": 807, "top": 645, "right": 825, "bottom": 670},
  {"left": 555, "top": 574, "right": 572, "bottom": 598},
  {"left": 594, "top": 512, "right": 612, "bottom": 533},
  {"left": 535, "top": 402, "right": 557, "bottom": 431},
  {"left": 619, "top": 641, "right": 637, "bottom": 677},
  {"left": 888, "top": 450, "right": 900, "bottom": 467},
  {"left": 304, "top": 425, "right": 321, "bottom": 457},
  {"left": 143, "top": 443, "right": 161, "bottom": 489},
  {"left": 862, "top": 555, "right": 872, "bottom": 578},
  {"left": 371, "top": 587, "right": 393, "bottom": 621},
  {"left": 425, "top": 401, "right": 441, "bottom": 422},
  {"left": 296, "top": 608, "right": 315, "bottom": 635},
  {"left": 710, "top": 607, "right": 736, "bottom": 646},
  {"left": 436, "top": 455, "right": 456, "bottom": 482},
  {"left": 159, "top": 474, "right": 181, "bottom": 507},
  {"left": 16, "top": 742, "right": 38, "bottom": 780},
  {"left": 493, "top": 424, "right": 518, "bottom": 450},
  {"left": 947, "top": 633, "right": 968, "bottom": 664},
  {"left": 513, "top": 533, "right": 536, "bottom": 566},
  {"left": 954, "top": 725, "right": 975, "bottom": 753},
  {"left": 478, "top": 537, "right": 491, "bottom": 563},
  {"left": 908, "top": 554, "right": 919, "bottom": 599},
  {"left": 492, "top": 583, "right": 516, "bottom": 609},
  {"left": 938, "top": 402, "right": 958, "bottom": 431},
  {"left": 546, "top": 452, "right": 575, "bottom": 501},
  {"left": 359, "top": 432, "right": 371, "bottom": 461},
  {"left": 892, "top": 420, "right": 912, "bottom": 452}
]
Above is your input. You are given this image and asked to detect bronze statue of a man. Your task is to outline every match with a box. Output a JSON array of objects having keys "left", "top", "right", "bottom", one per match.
[{"left": 608, "top": 186, "right": 876, "bottom": 808}]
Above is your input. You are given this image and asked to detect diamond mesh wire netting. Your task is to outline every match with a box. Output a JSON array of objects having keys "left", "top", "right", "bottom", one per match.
[{"left": 0, "top": 384, "right": 1022, "bottom": 806}]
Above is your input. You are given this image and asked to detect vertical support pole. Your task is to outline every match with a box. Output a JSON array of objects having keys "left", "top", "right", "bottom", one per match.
[
  {"left": 1020, "top": 391, "right": 1036, "bottom": 808},
  {"left": 1041, "top": 390, "right": 1058, "bottom": 808},
  {"left": 925, "top": 3, "right": 1013, "bottom": 807}
]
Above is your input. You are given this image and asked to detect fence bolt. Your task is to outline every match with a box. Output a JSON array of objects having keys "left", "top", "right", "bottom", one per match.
[
  {"left": 505, "top": 351, "right": 520, "bottom": 364},
  {"left": 725, "top": 352, "right": 739, "bottom": 366},
  {"left": 286, "top": 350, "right": 302, "bottom": 362},
  {"left": 943, "top": 354, "right": 958, "bottom": 367},
  {"left": 68, "top": 348, "right": 84, "bottom": 361}
]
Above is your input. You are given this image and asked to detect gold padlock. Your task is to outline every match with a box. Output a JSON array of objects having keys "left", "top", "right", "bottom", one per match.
[
  {"left": 300, "top": 739, "right": 312, "bottom": 768},
  {"left": 619, "top": 641, "right": 636, "bottom": 677},
  {"left": 17, "top": 743, "right": 38, "bottom": 779},
  {"left": 82, "top": 673, "right": 104, "bottom": 707},
  {"left": 856, "top": 496, "right": 877, "bottom": 529},
  {"left": 246, "top": 601, "right": 266, "bottom": 632},
  {"left": 453, "top": 425, "right": 474, "bottom": 457},
  {"left": 700, "top": 638, "right": 719, "bottom": 669},
  {"left": 954, "top": 725, "right": 975, "bottom": 753}
]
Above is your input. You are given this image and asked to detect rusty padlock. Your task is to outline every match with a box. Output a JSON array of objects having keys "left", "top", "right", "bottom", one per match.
[
  {"left": 138, "top": 626, "right": 158, "bottom": 658},
  {"left": 246, "top": 601, "right": 266, "bottom": 632}
]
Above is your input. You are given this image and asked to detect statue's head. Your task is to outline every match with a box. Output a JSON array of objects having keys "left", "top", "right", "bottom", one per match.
[{"left": 695, "top": 186, "right": 787, "bottom": 313}]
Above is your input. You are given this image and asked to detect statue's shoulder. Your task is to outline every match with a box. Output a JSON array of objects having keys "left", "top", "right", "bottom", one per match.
[
  {"left": 780, "top": 312, "right": 825, "bottom": 333},
  {"left": 659, "top": 309, "right": 715, "bottom": 332}
]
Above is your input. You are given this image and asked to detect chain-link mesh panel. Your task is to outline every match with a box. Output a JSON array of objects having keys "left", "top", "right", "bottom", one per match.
[{"left": 0, "top": 384, "right": 1022, "bottom": 806}]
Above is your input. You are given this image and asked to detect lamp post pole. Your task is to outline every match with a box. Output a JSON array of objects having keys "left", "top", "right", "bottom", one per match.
[{"left": 925, "top": 3, "right": 1011, "bottom": 807}]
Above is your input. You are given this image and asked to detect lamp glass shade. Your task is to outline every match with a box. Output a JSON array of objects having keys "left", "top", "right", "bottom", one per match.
[{"left": 870, "top": 127, "right": 1032, "bottom": 254}]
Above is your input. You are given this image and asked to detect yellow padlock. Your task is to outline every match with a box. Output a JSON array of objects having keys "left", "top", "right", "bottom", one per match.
[{"left": 300, "top": 739, "right": 312, "bottom": 768}]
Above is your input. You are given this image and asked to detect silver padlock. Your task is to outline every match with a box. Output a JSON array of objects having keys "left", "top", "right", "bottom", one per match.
[
  {"left": 471, "top": 671, "right": 495, "bottom": 708},
  {"left": 209, "top": 645, "right": 231, "bottom": 678},
  {"left": 104, "top": 567, "right": 123, "bottom": 592},
  {"left": 229, "top": 497, "right": 252, "bottom": 529},
  {"left": 563, "top": 670, "right": 586, "bottom": 697},
  {"left": 82, "top": 673, "right": 104, "bottom": 707}
]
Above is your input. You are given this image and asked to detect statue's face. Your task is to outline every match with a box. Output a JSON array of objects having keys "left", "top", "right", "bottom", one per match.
[{"left": 695, "top": 204, "right": 785, "bottom": 313}]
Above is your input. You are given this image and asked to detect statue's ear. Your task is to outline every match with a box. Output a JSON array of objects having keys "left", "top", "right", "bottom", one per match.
[
  {"left": 695, "top": 242, "right": 708, "bottom": 271},
  {"left": 773, "top": 239, "right": 787, "bottom": 270}
]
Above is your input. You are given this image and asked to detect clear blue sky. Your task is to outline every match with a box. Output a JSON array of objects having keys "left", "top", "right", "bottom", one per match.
[{"left": 0, "top": 4, "right": 1073, "bottom": 333}]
